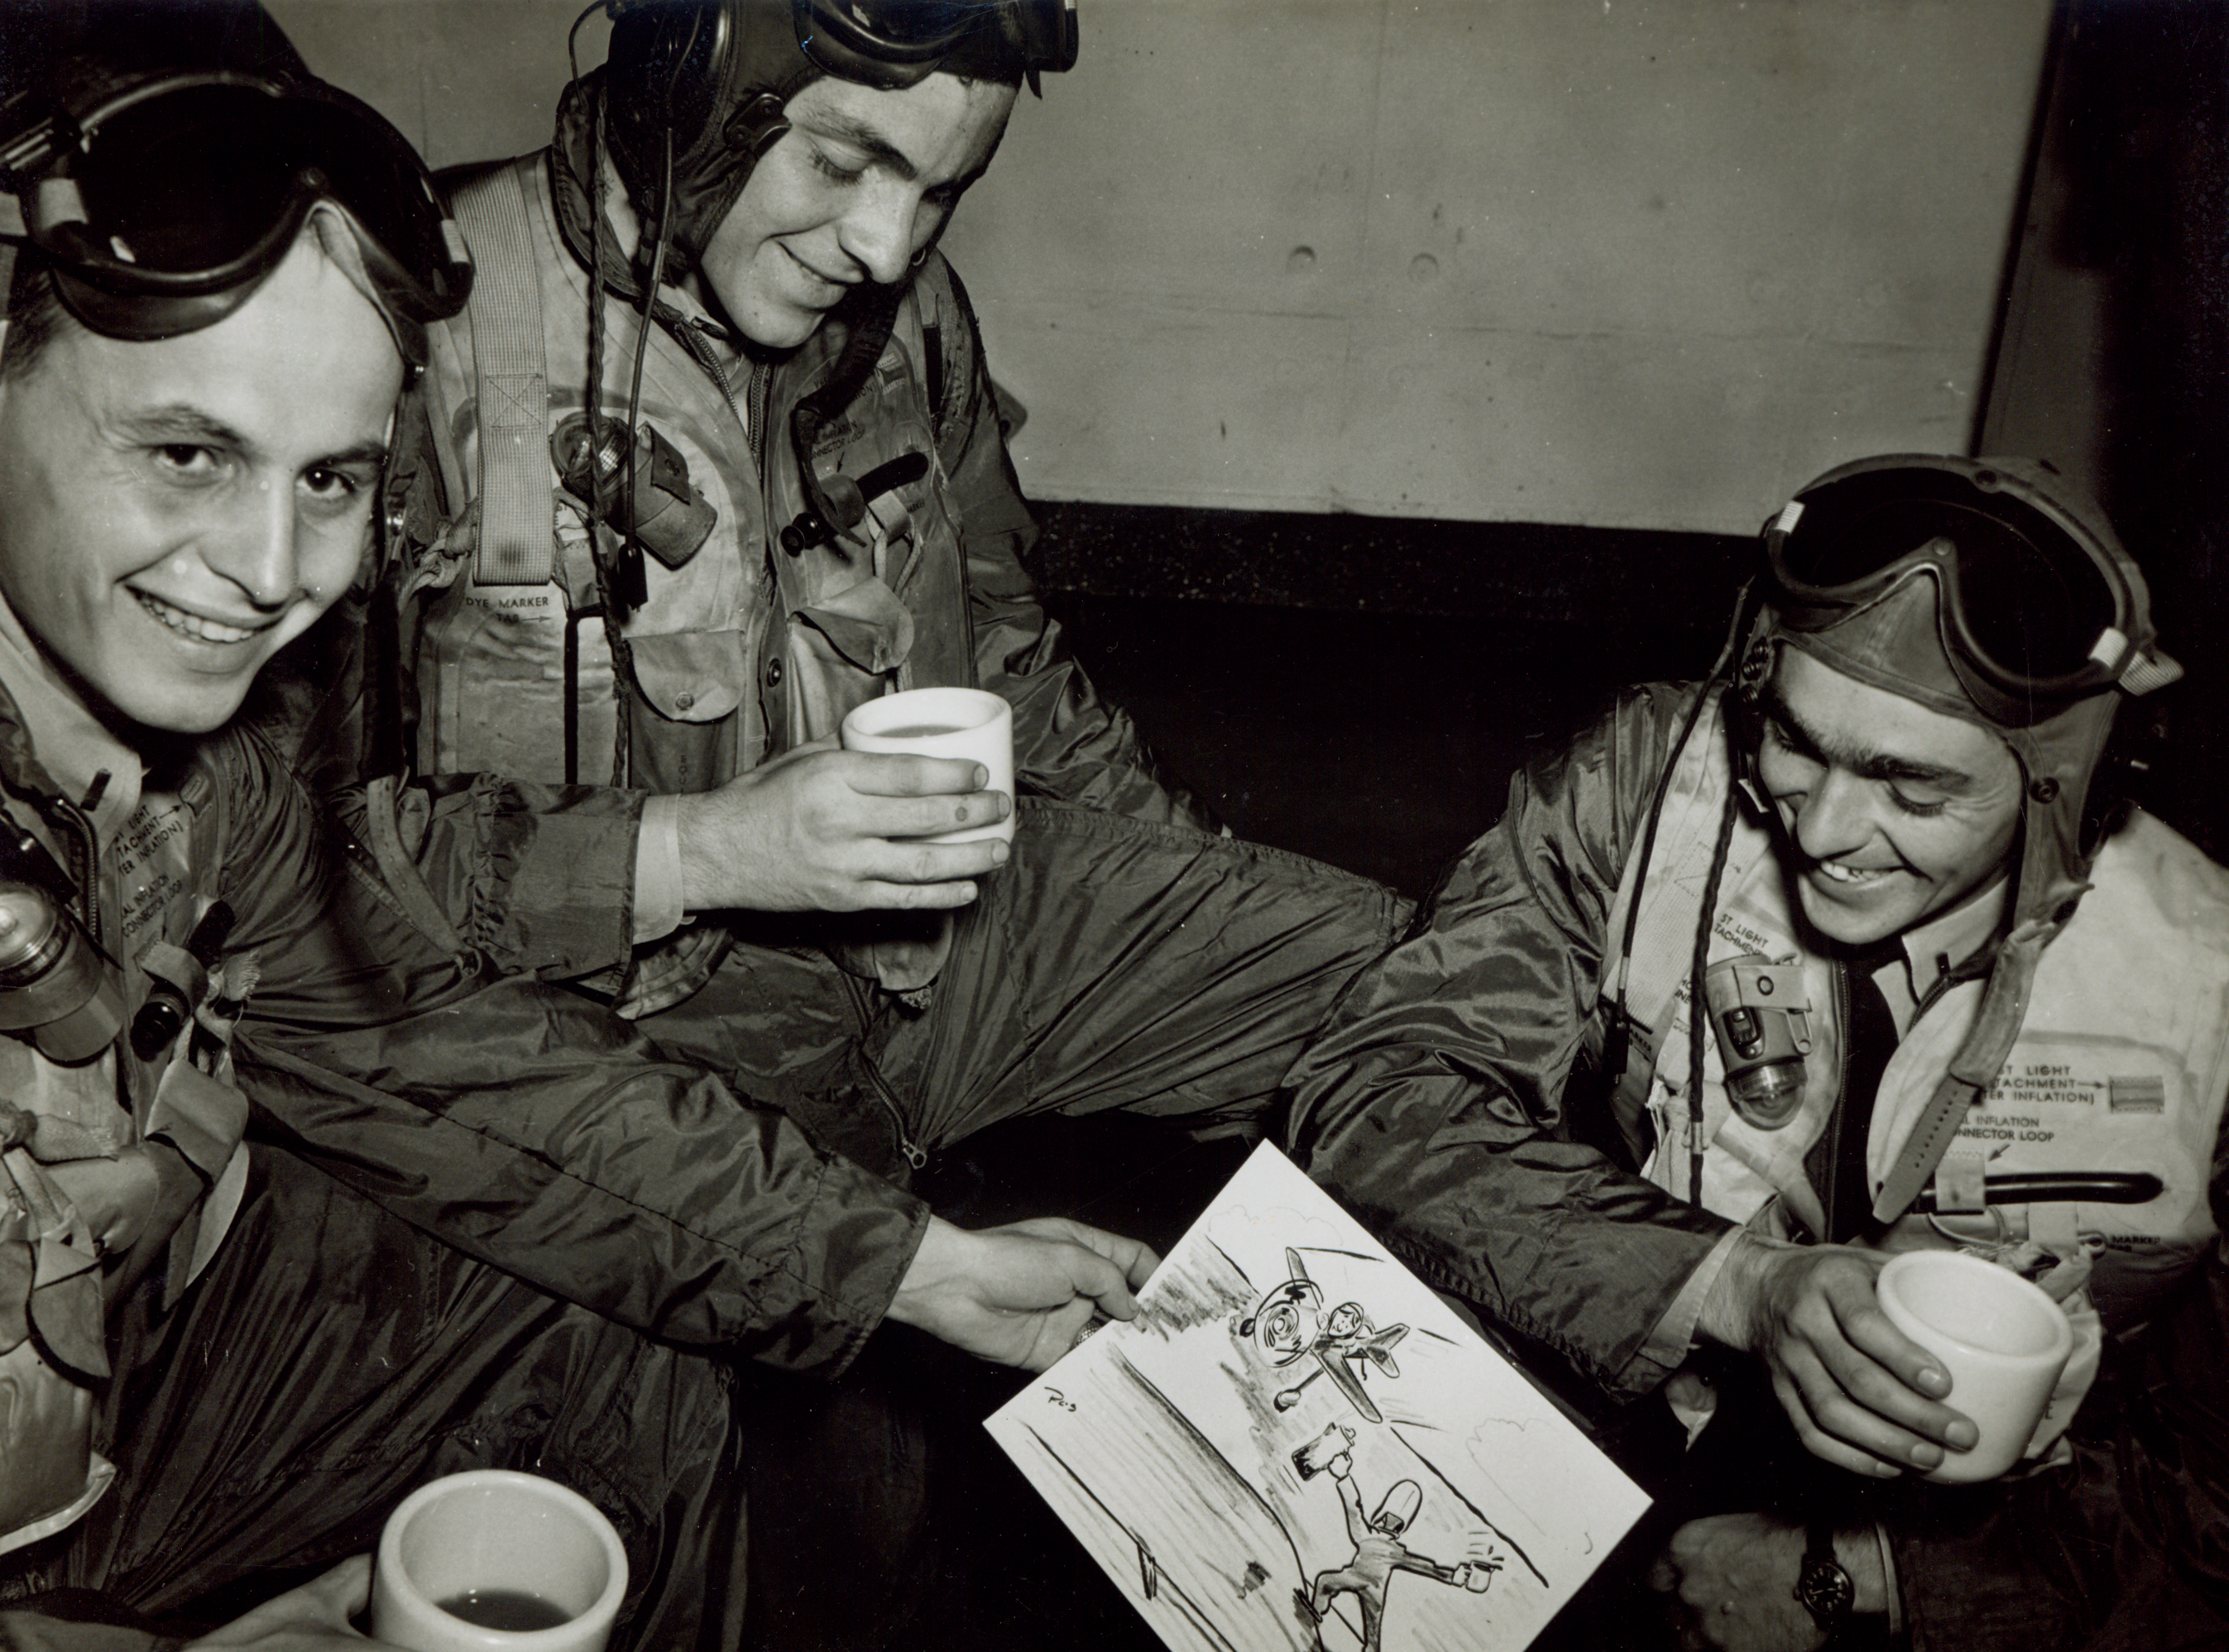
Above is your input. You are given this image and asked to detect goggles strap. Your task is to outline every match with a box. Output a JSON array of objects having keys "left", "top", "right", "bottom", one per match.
[
  {"left": 31, "top": 179, "right": 89, "bottom": 245},
  {"left": 2119, "top": 649, "right": 2183, "bottom": 697}
]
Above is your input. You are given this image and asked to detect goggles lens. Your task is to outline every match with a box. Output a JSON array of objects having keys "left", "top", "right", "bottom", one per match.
[
  {"left": 796, "top": 0, "right": 1077, "bottom": 84},
  {"left": 31, "top": 79, "right": 466, "bottom": 328},
  {"left": 1771, "top": 467, "right": 2126, "bottom": 695},
  {"left": 820, "top": 1, "right": 978, "bottom": 50}
]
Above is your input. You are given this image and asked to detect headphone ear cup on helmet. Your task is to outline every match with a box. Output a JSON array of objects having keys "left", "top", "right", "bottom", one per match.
[{"left": 606, "top": 0, "right": 733, "bottom": 161}]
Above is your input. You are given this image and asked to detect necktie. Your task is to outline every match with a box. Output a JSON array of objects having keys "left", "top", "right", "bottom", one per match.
[{"left": 1805, "top": 955, "right": 1899, "bottom": 1243}]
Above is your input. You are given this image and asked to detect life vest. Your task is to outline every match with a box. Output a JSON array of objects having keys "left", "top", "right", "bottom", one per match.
[
  {"left": 1, "top": 734, "right": 254, "bottom": 1556},
  {"left": 1599, "top": 691, "right": 2229, "bottom": 1321},
  {"left": 1596, "top": 692, "right": 2229, "bottom": 1458},
  {"left": 405, "top": 153, "right": 977, "bottom": 800}
]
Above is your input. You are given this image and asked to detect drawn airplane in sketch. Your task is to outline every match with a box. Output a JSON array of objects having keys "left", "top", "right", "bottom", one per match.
[{"left": 1235, "top": 1248, "right": 1410, "bottom": 1424}]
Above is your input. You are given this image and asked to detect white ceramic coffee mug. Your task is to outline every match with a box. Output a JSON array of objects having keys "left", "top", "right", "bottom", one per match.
[
  {"left": 1875, "top": 1249, "right": 2074, "bottom": 1484},
  {"left": 370, "top": 1470, "right": 629, "bottom": 1652},
  {"left": 840, "top": 686, "right": 1015, "bottom": 845}
]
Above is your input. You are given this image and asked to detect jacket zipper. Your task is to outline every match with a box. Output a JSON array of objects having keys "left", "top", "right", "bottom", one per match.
[
  {"left": 50, "top": 796, "right": 103, "bottom": 948},
  {"left": 748, "top": 358, "right": 772, "bottom": 473},
  {"left": 669, "top": 318, "right": 752, "bottom": 444},
  {"left": 860, "top": 1055, "right": 928, "bottom": 1171},
  {"left": 836, "top": 973, "right": 928, "bottom": 1171}
]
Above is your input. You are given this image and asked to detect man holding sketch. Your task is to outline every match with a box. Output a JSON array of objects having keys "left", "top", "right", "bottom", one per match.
[
  {"left": 272, "top": 2, "right": 1407, "bottom": 1643},
  {"left": 0, "top": 6, "right": 1201, "bottom": 1644}
]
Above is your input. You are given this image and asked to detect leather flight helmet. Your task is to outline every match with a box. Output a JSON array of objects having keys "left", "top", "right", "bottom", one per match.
[
  {"left": 600, "top": 0, "right": 1076, "bottom": 277},
  {"left": 1739, "top": 453, "right": 2181, "bottom": 933}
]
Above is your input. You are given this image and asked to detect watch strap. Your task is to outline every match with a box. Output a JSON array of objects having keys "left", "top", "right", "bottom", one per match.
[{"left": 1795, "top": 1520, "right": 1857, "bottom": 1633}]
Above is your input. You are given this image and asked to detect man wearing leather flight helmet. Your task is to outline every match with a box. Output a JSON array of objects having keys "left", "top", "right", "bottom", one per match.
[
  {"left": 1, "top": 7, "right": 1183, "bottom": 1646},
  {"left": 345, "top": 0, "right": 1397, "bottom": 1136},
  {"left": 304, "top": 7, "right": 1405, "bottom": 1636},
  {"left": 317, "top": 4, "right": 1405, "bottom": 1641},
  {"left": 1286, "top": 453, "right": 2229, "bottom": 1649}
]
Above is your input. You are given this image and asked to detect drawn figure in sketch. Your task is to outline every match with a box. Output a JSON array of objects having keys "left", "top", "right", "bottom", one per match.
[
  {"left": 1294, "top": 1438, "right": 1499, "bottom": 1651},
  {"left": 1236, "top": 1248, "right": 1411, "bottom": 1422}
]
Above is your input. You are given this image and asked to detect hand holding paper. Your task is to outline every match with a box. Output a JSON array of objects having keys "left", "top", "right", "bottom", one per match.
[{"left": 889, "top": 1214, "right": 1160, "bottom": 1371}]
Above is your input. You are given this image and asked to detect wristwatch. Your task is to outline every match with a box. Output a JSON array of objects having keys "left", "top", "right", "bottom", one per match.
[{"left": 1794, "top": 1520, "right": 1856, "bottom": 1634}]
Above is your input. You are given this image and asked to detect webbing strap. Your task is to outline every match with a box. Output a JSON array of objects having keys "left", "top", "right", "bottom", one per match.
[
  {"left": 450, "top": 166, "right": 553, "bottom": 585},
  {"left": 1872, "top": 922, "right": 2046, "bottom": 1223}
]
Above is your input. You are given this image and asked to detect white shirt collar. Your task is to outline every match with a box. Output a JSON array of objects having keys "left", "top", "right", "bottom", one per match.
[{"left": 1872, "top": 874, "right": 2011, "bottom": 1032}]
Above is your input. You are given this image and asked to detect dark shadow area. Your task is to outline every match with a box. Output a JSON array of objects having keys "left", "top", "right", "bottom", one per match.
[
  {"left": 1983, "top": 0, "right": 2229, "bottom": 862},
  {"left": 1023, "top": 509, "right": 1756, "bottom": 898},
  {"left": 2074, "top": 0, "right": 2229, "bottom": 864},
  {"left": 1042, "top": 586, "right": 1728, "bottom": 900}
]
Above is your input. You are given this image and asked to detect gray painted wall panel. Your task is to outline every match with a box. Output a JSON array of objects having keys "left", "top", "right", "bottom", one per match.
[{"left": 268, "top": 0, "right": 2052, "bottom": 536}]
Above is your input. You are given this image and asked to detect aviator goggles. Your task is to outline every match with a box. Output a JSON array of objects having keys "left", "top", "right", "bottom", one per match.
[
  {"left": 1760, "top": 457, "right": 2174, "bottom": 729},
  {"left": 793, "top": 0, "right": 1078, "bottom": 90},
  {"left": 0, "top": 71, "right": 470, "bottom": 350}
]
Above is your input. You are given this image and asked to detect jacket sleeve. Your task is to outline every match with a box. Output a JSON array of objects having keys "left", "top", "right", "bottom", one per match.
[
  {"left": 332, "top": 765, "right": 645, "bottom": 984},
  {"left": 929, "top": 259, "right": 1219, "bottom": 833},
  {"left": 210, "top": 730, "right": 927, "bottom": 1375},
  {"left": 1281, "top": 682, "right": 1733, "bottom": 1405},
  {"left": 1889, "top": 1135, "right": 2229, "bottom": 1650}
]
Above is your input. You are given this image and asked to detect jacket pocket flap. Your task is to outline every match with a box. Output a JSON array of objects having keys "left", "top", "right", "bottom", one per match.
[
  {"left": 630, "top": 630, "right": 749, "bottom": 723},
  {"left": 795, "top": 575, "right": 914, "bottom": 675}
]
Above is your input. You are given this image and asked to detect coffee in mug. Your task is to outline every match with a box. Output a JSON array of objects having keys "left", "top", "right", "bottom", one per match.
[
  {"left": 433, "top": 1590, "right": 575, "bottom": 1632},
  {"left": 370, "top": 1469, "right": 628, "bottom": 1652}
]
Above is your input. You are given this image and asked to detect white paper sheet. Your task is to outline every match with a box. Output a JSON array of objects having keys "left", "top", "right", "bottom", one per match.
[{"left": 987, "top": 1142, "right": 1651, "bottom": 1652}]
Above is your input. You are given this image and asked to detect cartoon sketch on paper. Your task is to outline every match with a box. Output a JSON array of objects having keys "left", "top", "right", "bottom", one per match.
[
  {"left": 985, "top": 1142, "right": 1650, "bottom": 1652},
  {"left": 1237, "top": 1247, "right": 1411, "bottom": 1422},
  {"left": 1007, "top": 1338, "right": 1527, "bottom": 1652},
  {"left": 1289, "top": 1425, "right": 1503, "bottom": 1652}
]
